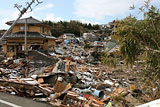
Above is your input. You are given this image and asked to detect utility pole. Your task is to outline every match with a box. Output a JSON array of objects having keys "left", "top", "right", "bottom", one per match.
[
  {"left": 25, "top": 19, "right": 27, "bottom": 52},
  {"left": 0, "top": 0, "right": 43, "bottom": 41}
]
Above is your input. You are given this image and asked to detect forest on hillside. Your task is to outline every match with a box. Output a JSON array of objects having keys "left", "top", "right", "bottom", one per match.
[{"left": 43, "top": 20, "right": 100, "bottom": 37}]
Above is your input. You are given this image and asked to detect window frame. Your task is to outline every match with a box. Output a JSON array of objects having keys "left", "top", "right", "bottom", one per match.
[{"left": 19, "top": 26, "right": 25, "bottom": 31}]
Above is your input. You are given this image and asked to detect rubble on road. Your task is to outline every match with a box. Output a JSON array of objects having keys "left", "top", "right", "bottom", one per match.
[{"left": 0, "top": 42, "right": 146, "bottom": 107}]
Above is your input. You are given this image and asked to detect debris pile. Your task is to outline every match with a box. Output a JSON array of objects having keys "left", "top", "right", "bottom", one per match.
[{"left": 0, "top": 42, "right": 147, "bottom": 107}]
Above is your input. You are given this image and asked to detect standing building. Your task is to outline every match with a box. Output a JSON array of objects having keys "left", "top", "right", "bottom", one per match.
[{"left": 2, "top": 16, "right": 56, "bottom": 57}]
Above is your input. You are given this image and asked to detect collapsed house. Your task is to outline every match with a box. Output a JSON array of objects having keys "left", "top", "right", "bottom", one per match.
[
  {"left": 2, "top": 16, "right": 56, "bottom": 57},
  {"left": 0, "top": 15, "right": 156, "bottom": 107},
  {"left": 83, "top": 33, "right": 99, "bottom": 42},
  {"left": 0, "top": 39, "right": 147, "bottom": 107},
  {"left": 62, "top": 33, "right": 75, "bottom": 40}
]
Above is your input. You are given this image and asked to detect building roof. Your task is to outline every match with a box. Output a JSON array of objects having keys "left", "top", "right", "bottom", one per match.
[
  {"left": 63, "top": 33, "right": 75, "bottom": 36},
  {"left": 45, "top": 35, "right": 57, "bottom": 39},
  {"left": 6, "top": 16, "right": 43, "bottom": 25},
  {"left": 5, "top": 32, "right": 57, "bottom": 39}
]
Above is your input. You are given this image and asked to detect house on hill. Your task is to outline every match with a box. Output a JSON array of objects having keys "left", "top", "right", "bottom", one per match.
[
  {"left": 83, "top": 33, "right": 98, "bottom": 42},
  {"left": 2, "top": 16, "right": 56, "bottom": 57},
  {"left": 63, "top": 33, "right": 75, "bottom": 40}
]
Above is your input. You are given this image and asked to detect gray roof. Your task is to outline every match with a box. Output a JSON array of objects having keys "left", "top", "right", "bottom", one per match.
[
  {"left": 45, "top": 35, "right": 57, "bottom": 39},
  {"left": 6, "top": 17, "right": 43, "bottom": 25},
  {"left": 5, "top": 32, "right": 56, "bottom": 39},
  {"left": 64, "top": 33, "right": 75, "bottom": 36},
  {"left": 5, "top": 32, "right": 44, "bottom": 38}
]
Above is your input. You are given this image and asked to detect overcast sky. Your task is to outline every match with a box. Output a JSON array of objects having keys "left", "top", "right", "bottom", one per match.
[{"left": 0, "top": 0, "right": 159, "bottom": 29}]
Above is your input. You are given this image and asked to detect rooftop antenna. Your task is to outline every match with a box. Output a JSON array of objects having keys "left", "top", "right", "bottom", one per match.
[
  {"left": 26, "top": 2, "right": 32, "bottom": 12},
  {"left": 36, "top": 0, "right": 43, "bottom": 6},
  {"left": 0, "top": 0, "right": 43, "bottom": 41},
  {"left": 14, "top": 3, "right": 22, "bottom": 12}
]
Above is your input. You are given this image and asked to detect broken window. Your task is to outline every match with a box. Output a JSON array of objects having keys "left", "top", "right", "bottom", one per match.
[
  {"left": 17, "top": 46, "right": 22, "bottom": 52},
  {"left": 42, "top": 27, "right": 45, "bottom": 33},
  {"left": 7, "top": 46, "right": 14, "bottom": 52}
]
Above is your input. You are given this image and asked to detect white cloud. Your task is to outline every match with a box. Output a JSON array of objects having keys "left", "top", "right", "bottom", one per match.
[
  {"left": 74, "top": 0, "right": 159, "bottom": 20},
  {"left": 44, "top": 13, "right": 63, "bottom": 22},
  {"left": 35, "top": 3, "right": 54, "bottom": 11},
  {"left": 0, "top": 3, "right": 55, "bottom": 29},
  {"left": 1, "top": 18, "right": 9, "bottom": 29},
  {"left": 0, "top": 10, "right": 19, "bottom": 29},
  {"left": 79, "top": 19, "right": 99, "bottom": 25},
  {"left": 0, "top": 10, "right": 37, "bottom": 29}
]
